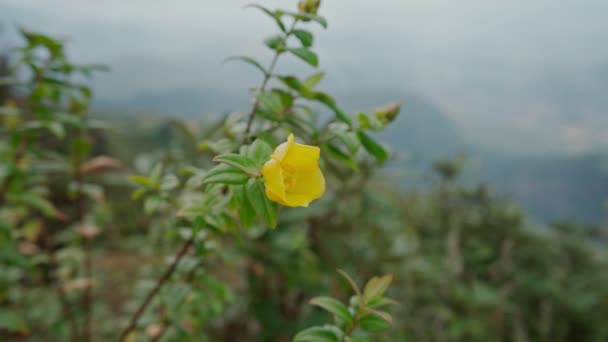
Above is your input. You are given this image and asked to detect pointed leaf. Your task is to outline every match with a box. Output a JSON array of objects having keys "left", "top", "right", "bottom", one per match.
[
  {"left": 246, "top": 178, "right": 278, "bottom": 228},
  {"left": 323, "top": 143, "right": 357, "bottom": 170},
  {"left": 303, "top": 71, "right": 324, "bottom": 89},
  {"left": 293, "top": 29, "right": 314, "bottom": 47},
  {"left": 245, "top": 4, "right": 286, "bottom": 31},
  {"left": 357, "top": 132, "right": 388, "bottom": 162},
  {"left": 224, "top": 56, "right": 266, "bottom": 75},
  {"left": 278, "top": 76, "right": 308, "bottom": 93},
  {"left": 337, "top": 132, "right": 360, "bottom": 154},
  {"left": 159, "top": 174, "right": 180, "bottom": 191},
  {"left": 257, "top": 91, "right": 284, "bottom": 114},
  {"left": 283, "top": 11, "right": 328, "bottom": 28},
  {"left": 293, "top": 325, "right": 342, "bottom": 342},
  {"left": 129, "top": 175, "right": 156, "bottom": 188},
  {"left": 367, "top": 296, "right": 400, "bottom": 309},
  {"left": 265, "top": 35, "right": 285, "bottom": 51},
  {"left": 359, "top": 314, "right": 391, "bottom": 332},
  {"left": 310, "top": 296, "right": 354, "bottom": 324},
  {"left": 363, "top": 274, "right": 393, "bottom": 304},
  {"left": 235, "top": 185, "right": 256, "bottom": 227},
  {"left": 213, "top": 154, "right": 259, "bottom": 175},
  {"left": 203, "top": 164, "right": 249, "bottom": 185},
  {"left": 361, "top": 307, "right": 393, "bottom": 325},
  {"left": 309, "top": 92, "right": 352, "bottom": 125},
  {"left": 247, "top": 139, "right": 274, "bottom": 167},
  {"left": 337, "top": 269, "right": 361, "bottom": 298},
  {"left": 288, "top": 48, "right": 319, "bottom": 67}
]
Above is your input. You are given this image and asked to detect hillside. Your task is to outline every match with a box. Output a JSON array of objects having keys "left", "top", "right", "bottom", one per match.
[{"left": 93, "top": 89, "right": 608, "bottom": 224}]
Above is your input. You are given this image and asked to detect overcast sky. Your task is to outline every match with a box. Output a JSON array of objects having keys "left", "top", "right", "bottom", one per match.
[{"left": 2, "top": 0, "right": 608, "bottom": 154}]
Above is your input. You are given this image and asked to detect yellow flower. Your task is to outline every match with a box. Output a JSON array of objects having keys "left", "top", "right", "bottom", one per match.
[{"left": 262, "top": 134, "right": 325, "bottom": 207}]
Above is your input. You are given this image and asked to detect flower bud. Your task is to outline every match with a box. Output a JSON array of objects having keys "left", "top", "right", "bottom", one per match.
[
  {"left": 374, "top": 102, "right": 401, "bottom": 125},
  {"left": 298, "top": 0, "right": 321, "bottom": 15}
]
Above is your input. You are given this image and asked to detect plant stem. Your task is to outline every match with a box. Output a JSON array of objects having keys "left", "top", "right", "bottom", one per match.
[
  {"left": 82, "top": 236, "right": 93, "bottom": 342},
  {"left": 47, "top": 246, "right": 81, "bottom": 342},
  {"left": 343, "top": 309, "right": 362, "bottom": 341},
  {"left": 242, "top": 20, "right": 298, "bottom": 143},
  {"left": 242, "top": 51, "right": 281, "bottom": 144},
  {"left": 71, "top": 133, "right": 94, "bottom": 342},
  {"left": 118, "top": 237, "right": 194, "bottom": 342}
]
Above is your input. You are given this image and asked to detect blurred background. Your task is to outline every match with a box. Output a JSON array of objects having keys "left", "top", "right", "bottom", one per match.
[
  {"left": 3, "top": 0, "right": 608, "bottom": 222},
  {"left": 4, "top": 0, "right": 608, "bottom": 223},
  {"left": 2, "top": 0, "right": 608, "bottom": 341}
]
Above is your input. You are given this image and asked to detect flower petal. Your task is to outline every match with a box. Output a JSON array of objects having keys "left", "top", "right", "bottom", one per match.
[
  {"left": 270, "top": 134, "right": 294, "bottom": 162},
  {"left": 284, "top": 166, "right": 325, "bottom": 207},
  {"left": 262, "top": 158, "right": 286, "bottom": 202},
  {"left": 283, "top": 142, "right": 320, "bottom": 170}
]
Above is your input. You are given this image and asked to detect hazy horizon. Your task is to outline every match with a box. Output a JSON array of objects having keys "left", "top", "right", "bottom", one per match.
[{"left": 2, "top": 0, "right": 608, "bottom": 155}]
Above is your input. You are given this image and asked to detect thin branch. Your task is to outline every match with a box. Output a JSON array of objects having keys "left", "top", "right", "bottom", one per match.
[
  {"left": 82, "top": 236, "right": 93, "bottom": 342},
  {"left": 45, "top": 235, "right": 81, "bottom": 341},
  {"left": 242, "top": 19, "right": 298, "bottom": 143},
  {"left": 118, "top": 238, "right": 194, "bottom": 342},
  {"left": 242, "top": 51, "right": 280, "bottom": 144}
]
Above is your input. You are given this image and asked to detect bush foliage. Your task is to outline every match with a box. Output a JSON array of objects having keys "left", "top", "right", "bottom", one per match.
[{"left": 1, "top": 1, "right": 607, "bottom": 341}]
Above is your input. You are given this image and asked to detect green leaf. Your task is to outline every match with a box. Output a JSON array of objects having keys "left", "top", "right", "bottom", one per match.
[
  {"left": 246, "top": 178, "right": 278, "bottom": 228},
  {"left": 288, "top": 48, "right": 319, "bottom": 67},
  {"left": 283, "top": 11, "right": 328, "bottom": 28},
  {"left": 310, "top": 296, "right": 354, "bottom": 324},
  {"left": 363, "top": 274, "right": 393, "bottom": 304},
  {"left": 357, "top": 132, "right": 388, "bottom": 162},
  {"left": 272, "top": 88, "right": 295, "bottom": 109},
  {"left": 247, "top": 139, "right": 274, "bottom": 167},
  {"left": 338, "top": 132, "right": 360, "bottom": 154},
  {"left": 192, "top": 216, "right": 205, "bottom": 236},
  {"left": 345, "top": 337, "right": 371, "bottom": 342},
  {"left": 129, "top": 175, "right": 156, "bottom": 188},
  {"left": 203, "top": 164, "right": 249, "bottom": 185},
  {"left": 16, "top": 193, "right": 58, "bottom": 217},
  {"left": 357, "top": 113, "right": 384, "bottom": 131},
  {"left": 159, "top": 174, "right": 180, "bottom": 191},
  {"left": 366, "top": 296, "right": 399, "bottom": 309},
  {"left": 224, "top": 56, "right": 267, "bottom": 75},
  {"left": 293, "top": 325, "right": 342, "bottom": 342},
  {"left": 303, "top": 71, "right": 324, "bottom": 89},
  {"left": 0, "top": 311, "right": 28, "bottom": 333},
  {"left": 309, "top": 92, "right": 352, "bottom": 125},
  {"left": 257, "top": 90, "right": 284, "bottom": 115},
  {"left": 361, "top": 307, "right": 393, "bottom": 325},
  {"left": 235, "top": 185, "right": 256, "bottom": 227},
  {"left": 293, "top": 29, "right": 314, "bottom": 47},
  {"left": 323, "top": 143, "right": 358, "bottom": 170},
  {"left": 46, "top": 122, "right": 65, "bottom": 139},
  {"left": 213, "top": 154, "right": 259, "bottom": 175},
  {"left": 55, "top": 112, "right": 84, "bottom": 128},
  {"left": 150, "top": 163, "right": 164, "bottom": 182},
  {"left": 246, "top": 4, "right": 287, "bottom": 31},
  {"left": 337, "top": 269, "right": 362, "bottom": 298},
  {"left": 327, "top": 122, "right": 349, "bottom": 134},
  {"left": 144, "top": 195, "right": 166, "bottom": 214},
  {"left": 277, "top": 76, "right": 308, "bottom": 94},
  {"left": 359, "top": 314, "right": 391, "bottom": 332},
  {"left": 131, "top": 188, "right": 146, "bottom": 200},
  {"left": 265, "top": 35, "right": 285, "bottom": 51}
]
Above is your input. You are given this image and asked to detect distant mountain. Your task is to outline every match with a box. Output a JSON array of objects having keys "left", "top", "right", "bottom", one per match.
[
  {"left": 93, "top": 87, "right": 608, "bottom": 224},
  {"left": 333, "top": 89, "right": 465, "bottom": 161},
  {"left": 475, "top": 153, "right": 608, "bottom": 223}
]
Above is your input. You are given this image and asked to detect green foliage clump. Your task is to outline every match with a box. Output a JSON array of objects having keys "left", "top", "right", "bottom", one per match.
[{"left": 1, "top": 1, "right": 607, "bottom": 342}]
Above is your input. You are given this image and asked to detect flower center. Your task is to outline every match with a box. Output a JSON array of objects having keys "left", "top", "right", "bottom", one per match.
[{"left": 282, "top": 164, "right": 296, "bottom": 192}]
